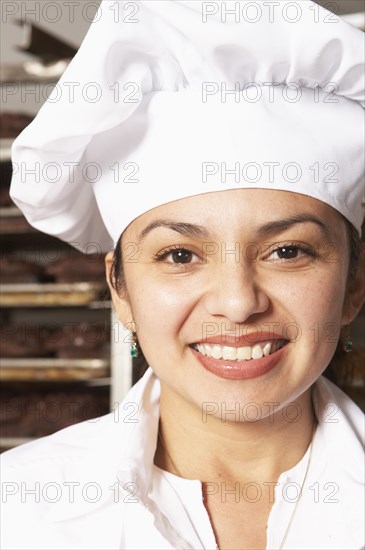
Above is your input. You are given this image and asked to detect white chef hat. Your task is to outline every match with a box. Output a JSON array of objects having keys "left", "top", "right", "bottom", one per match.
[{"left": 10, "top": 0, "right": 365, "bottom": 252}]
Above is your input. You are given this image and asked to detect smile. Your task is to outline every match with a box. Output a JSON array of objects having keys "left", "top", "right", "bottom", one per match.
[
  {"left": 189, "top": 338, "right": 290, "bottom": 380},
  {"left": 191, "top": 340, "right": 288, "bottom": 362}
]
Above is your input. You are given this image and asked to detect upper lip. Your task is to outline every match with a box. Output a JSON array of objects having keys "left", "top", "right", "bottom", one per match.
[{"left": 191, "top": 333, "right": 289, "bottom": 347}]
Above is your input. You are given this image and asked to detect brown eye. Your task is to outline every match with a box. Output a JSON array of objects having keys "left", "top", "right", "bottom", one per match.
[
  {"left": 171, "top": 249, "right": 193, "bottom": 263},
  {"left": 267, "top": 243, "right": 315, "bottom": 262},
  {"left": 154, "top": 247, "right": 198, "bottom": 264},
  {"left": 276, "top": 246, "right": 300, "bottom": 259}
]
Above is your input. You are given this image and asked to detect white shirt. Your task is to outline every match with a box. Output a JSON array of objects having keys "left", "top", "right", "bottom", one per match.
[{"left": 1, "top": 368, "right": 364, "bottom": 550}]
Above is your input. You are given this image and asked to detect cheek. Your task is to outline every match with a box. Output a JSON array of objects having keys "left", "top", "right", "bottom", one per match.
[
  {"left": 262, "top": 266, "right": 347, "bottom": 351},
  {"left": 304, "top": 271, "right": 346, "bottom": 323},
  {"left": 281, "top": 270, "right": 347, "bottom": 372},
  {"left": 126, "top": 275, "right": 197, "bottom": 346}
]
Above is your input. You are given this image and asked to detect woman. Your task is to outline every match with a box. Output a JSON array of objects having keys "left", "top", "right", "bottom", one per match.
[{"left": 2, "top": 1, "right": 365, "bottom": 549}]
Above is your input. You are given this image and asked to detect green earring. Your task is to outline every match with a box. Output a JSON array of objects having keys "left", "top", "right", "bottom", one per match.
[
  {"left": 342, "top": 325, "right": 353, "bottom": 353},
  {"left": 130, "top": 333, "right": 139, "bottom": 358},
  {"left": 344, "top": 337, "right": 353, "bottom": 353}
]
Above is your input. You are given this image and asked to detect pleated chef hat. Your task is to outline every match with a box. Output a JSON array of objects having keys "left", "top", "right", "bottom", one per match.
[{"left": 10, "top": 0, "right": 365, "bottom": 252}]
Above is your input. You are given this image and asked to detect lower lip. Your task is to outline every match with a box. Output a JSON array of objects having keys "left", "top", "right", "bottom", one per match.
[{"left": 190, "top": 343, "right": 288, "bottom": 380}]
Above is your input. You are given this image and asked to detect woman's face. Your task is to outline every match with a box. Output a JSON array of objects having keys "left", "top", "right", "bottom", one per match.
[{"left": 106, "top": 189, "right": 364, "bottom": 418}]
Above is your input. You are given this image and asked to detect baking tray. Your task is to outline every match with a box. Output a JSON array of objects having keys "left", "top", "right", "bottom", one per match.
[
  {"left": 0, "top": 282, "right": 105, "bottom": 306},
  {"left": 0, "top": 358, "right": 110, "bottom": 381},
  {"left": 0, "top": 210, "right": 37, "bottom": 233},
  {"left": 0, "top": 138, "right": 13, "bottom": 162}
]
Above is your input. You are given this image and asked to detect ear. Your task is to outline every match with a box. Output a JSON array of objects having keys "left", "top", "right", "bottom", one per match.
[
  {"left": 104, "top": 251, "right": 134, "bottom": 327},
  {"left": 341, "top": 242, "right": 365, "bottom": 325}
]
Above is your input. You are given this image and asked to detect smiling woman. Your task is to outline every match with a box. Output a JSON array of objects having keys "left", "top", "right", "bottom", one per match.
[
  {"left": 109, "top": 196, "right": 362, "bottom": 380},
  {"left": 105, "top": 190, "right": 362, "bottom": 436},
  {"left": 104, "top": 188, "right": 365, "bottom": 549},
  {"left": 2, "top": 1, "right": 365, "bottom": 550}
]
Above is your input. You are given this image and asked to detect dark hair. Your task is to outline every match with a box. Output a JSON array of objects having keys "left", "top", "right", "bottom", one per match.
[
  {"left": 109, "top": 213, "right": 362, "bottom": 385},
  {"left": 326, "top": 216, "right": 363, "bottom": 387},
  {"left": 344, "top": 217, "right": 361, "bottom": 286}
]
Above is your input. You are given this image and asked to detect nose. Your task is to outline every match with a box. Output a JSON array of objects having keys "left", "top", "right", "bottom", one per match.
[{"left": 202, "top": 258, "right": 270, "bottom": 324}]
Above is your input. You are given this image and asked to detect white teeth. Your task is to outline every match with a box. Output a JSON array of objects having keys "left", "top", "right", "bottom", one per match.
[
  {"left": 205, "top": 343, "right": 213, "bottom": 356},
  {"left": 197, "top": 343, "right": 210, "bottom": 356},
  {"left": 194, "top": 340, "right": 283, "bottom": 362},
  {"left": 252, "top": 344, "right": 264, "bottom": 359},
  {"left": 212, "top": 345, "right": 223, "bottom": 359},
  {"left": 222, "top": 346, "right": 237, "bottom": 360},
  {"left": 263, "top": 342, "right": 272, "bottom": 357},
  {"left": 236, "top": 346, "right": 252, "bottom": 360}
]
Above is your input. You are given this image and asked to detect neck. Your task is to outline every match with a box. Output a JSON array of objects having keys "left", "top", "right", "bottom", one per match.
[{"left": 154, "top": 383, "right": 316, "bottom": 484}]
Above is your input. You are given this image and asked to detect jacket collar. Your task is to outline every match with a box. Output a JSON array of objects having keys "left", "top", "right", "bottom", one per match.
[
  {"left": 46, "top": 368, "right": 161, "bottom": 523},
  {"left": 46, "top": 371, "right": 363, "bottom": 525}
]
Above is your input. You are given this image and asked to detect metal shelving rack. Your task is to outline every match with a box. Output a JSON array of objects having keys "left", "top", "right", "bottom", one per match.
[{"left": 0, "top": 133, "right": 133, "bottom": 452}]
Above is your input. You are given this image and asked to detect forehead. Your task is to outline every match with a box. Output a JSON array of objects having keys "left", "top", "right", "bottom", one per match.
[{"left": 124, "top": 189, "right": 346, "bottom": 242}]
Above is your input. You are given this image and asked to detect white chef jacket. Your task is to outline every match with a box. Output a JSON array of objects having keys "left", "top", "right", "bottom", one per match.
[{"left": 1, "top": 367, "right": 364, "bottom": 550}]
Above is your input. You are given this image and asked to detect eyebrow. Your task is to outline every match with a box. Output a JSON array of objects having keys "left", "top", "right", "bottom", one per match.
[
  {"left": 255, "top": 214, "right": 332, "bottom": 240},
  {"left": 137, "top": 214, "right": 332, "bottom": 242},
  {"left": 137, "top": 220, "right": 210, "bottom": 242}
]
